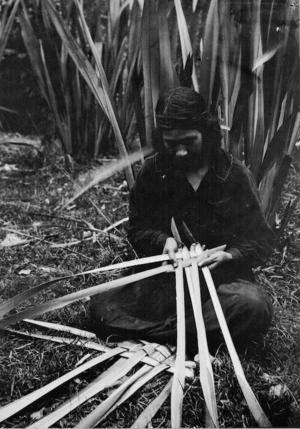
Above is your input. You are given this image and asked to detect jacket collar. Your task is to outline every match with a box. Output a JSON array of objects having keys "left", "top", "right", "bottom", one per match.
[{"left": 153, "top": 149, "right": 233, "bottom": 182}]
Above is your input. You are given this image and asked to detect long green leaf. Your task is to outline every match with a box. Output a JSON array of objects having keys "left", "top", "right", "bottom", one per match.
[
  {"left": 0, "top": 0, "right": 21, "bottom": 61},
  {"left": 197, "top": 246, "right": 272, "bottom": 428},
  {"left": 76, "top": 346, "right": 173, "bottom": 428},
  {"left": 184, "top": 246, "right": 218, "bottom": 427},
  {"left": 23, "top": 319, "right": 97, "bottom": 339},
  {"left": 39, "top": 42, "right": 71, "bottom": 153},
  {"left": 174, "top": 0, "right": 198, "bottom": 92},
  {"left": 199, "top": 0, "right": 219, "bottom": 105},
  {"left": 27, "top": 347, "right": 150, "bottom": 429},
  {"left": 61, "top": 146, "right": 152, "bottom": 209},
  {"left": 157, "top": 0, "right": 177, "bottom": 93},
  {"left": 0, "top": 347, "right": 125, "bottom": 423},
  {"left": 141, "top": 0, "right": 160, "bottom": 145},
  {"left": 0, "top": 276, "right": 71, "bottom": 318},
  {"left": 257, "top": 114, "right": 296, "bottom": 184},
  {"left": 0, "top": 264, "right": 173, "bottom": 329},
  {"left": 77, "top": 365, "right": 154, "bottom": 428},
  {"left": 0, "top": 244, "right": 225, "bottom": 320},
  {"left": 265, "top": 154, "right": 293, "bottom": 222},
  {"left": 73, "top": 0, "right": 135, "bottom": 187},
  {"left": 42, "top": 0, "right": 135, "bottom": 187},
  {"left": 19, "top": 3, "right": 49, "bottom": 105},
  {"left": 171, "top": 255, "right": 186, "bottom": 428}
]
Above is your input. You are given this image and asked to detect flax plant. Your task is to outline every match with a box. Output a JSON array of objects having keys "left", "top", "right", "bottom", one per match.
[
  {"left": 197, "top": 0, "right": 300, "bottom": 224},
  {"left": 21, "top": 0, "right": 298, "bottom": 223},
  {"left": 0, "top": 0, "right": 21, "bottom": 62}
]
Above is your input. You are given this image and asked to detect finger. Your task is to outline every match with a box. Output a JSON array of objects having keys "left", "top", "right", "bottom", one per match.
[
  {"left": 198, "top": 255, "right": 215, "bottom": 267},
  {"left": 207, "top": 261, "right": 219, "bottom": 271},
  {"left": 165, "top": 249, "right": 177, "bottom": 268}
]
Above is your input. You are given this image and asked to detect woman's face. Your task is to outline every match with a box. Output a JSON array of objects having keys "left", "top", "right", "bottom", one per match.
[{"left": 162, "top": 128, "right": 204, "bottom": 171}]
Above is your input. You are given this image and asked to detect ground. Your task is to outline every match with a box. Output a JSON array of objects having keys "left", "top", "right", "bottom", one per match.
[{"left": 0, "top": 138, "right": 299, "bottom": 428}]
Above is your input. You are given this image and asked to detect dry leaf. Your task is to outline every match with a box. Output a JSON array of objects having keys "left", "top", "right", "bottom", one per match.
[
  {"left": 262, "top": 373, "right": 280, "bottom": 384},
  {"left": 19, "top": 269, "right": 31, "bottom": 276},
  {"left": 0, "top": 163, "right": 18, "bottom": 172},
  {"left": 0, "top": 233, "right": 28, "bottom": 248},
  {"left": 30, "top": 408, "right": 46, "bottom": 421},
  {"left": 269, "top": 383, "right": 288, "bottom": 398},
  {"left": 40, "top": 266, "right": 56, "bottom": 273}
]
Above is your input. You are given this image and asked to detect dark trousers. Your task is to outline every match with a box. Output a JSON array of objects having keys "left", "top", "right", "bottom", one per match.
[{"left": 90, "top": 266, "right": 273, "bottom": 354}]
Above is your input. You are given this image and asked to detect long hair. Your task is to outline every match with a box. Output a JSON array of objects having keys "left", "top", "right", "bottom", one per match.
[{"left": 153, "top": 87, "right": 222, "bottom": 158}]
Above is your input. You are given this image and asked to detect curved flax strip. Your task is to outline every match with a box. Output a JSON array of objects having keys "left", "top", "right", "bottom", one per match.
[
  {"left": 23, "top": 319, "right": 97, "bottom": 339},
  {"left": 0, "top": 347, "right": 125, "bottom": 423},
  {"left": 0, "top": 265, "right": 173, "bottom": 329},
  {"left": 27, "top": 346, "right": 144, "bottom": 429},
  {"left": 184, "top": 246, "right": 218, "bottom": 427},
  {"left": 4, "top": 329, "right": 195, "bottom": 378},
  {"left": 76, "top": 344, "right": 173, "bottom": 428},
  {"left": 171, "top": 254, "right": 186, "bottom": 428},
  {"left": 0, "top": 246, "right": 225, "bottom": 319},
  {"left": 196, "top": 244, "right": 272, "bottom": 428},
  {"left": 27, "top": 344, "right": 162, "bottom": 429}
]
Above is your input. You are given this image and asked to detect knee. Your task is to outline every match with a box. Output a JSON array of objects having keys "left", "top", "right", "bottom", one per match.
[
  {"left": 240, "top": 283, "right": 272, "bottom": 314},
  {"left": 219, "top": 281, "right": 273, "bottom": 331}
]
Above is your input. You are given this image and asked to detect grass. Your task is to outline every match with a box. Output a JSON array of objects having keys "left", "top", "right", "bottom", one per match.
[{"left": 0, "top": 139, "right": 299, "bottom": 427}]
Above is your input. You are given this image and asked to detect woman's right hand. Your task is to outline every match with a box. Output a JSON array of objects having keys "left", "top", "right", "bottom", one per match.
[{"left": 162, "top": 237, "right": 178, "bottom": 267}]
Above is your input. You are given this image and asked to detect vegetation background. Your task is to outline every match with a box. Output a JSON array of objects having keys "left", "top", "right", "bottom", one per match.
[{"left": 0, "top": 0, "right": 299, "bottom": 427}]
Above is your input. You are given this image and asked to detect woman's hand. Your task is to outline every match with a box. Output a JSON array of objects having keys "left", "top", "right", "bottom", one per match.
[
  {"left": 162, "top": 237, "right": 178, "bottom": 267},
  {"left": 198, "top": 250, "right": 233, "bottom": 271}
]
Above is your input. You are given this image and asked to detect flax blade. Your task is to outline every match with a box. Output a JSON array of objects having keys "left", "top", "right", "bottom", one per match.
[
  {"left": 0, "top": 0, "right": 21, "bottom": 61},
  {"left": 0, "top": 347, "right": 124, "bottom": 423},
  {"left": 23, "top": 319, "right": 97, "bottom": 339},
  {"left": 184, "top": 246, "right": 218, "bottom": 427},
  {"left": 141, "top": 0, "right": 160, "bottom": 145},
  {"left": 174, "top": 0, "right": 198, "bottom": 91},
  {"left": 199, "top": 0, "right": 219, "bottom": 105},
  {"left": 4, "top": 328, "right": 107, "bottom": 352},
  {"left": 0, "top": 265, "right": 173, "bottom": 329},
  {"left": 157, "top": 0, "right": 177, "bottom": 92},
  {"left": 42, "top": 0, "right": 135, "bottom": 188},
  {"left": 171, "top": 256, "right": 185, "bottom": 428},
  {"left": 27, "top": 348, "right": 149, "bottom": 429},
  {"left": 77, "top": 365, "right": 154, "bottom": 428},
  {"left": 73, "top": 0, "right": 135, "bottom": 188},
  {"left": 61, "top": 147, "right": 152, "bottom": 209},
  {"left": 197, "top": 246, "right": 272, "bottom": 427},
  {"left": 76, "top": 345, "right": 173, "bottom": 428}
]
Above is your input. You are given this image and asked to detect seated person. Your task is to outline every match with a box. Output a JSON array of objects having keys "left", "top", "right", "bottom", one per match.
[{"left": 90, "top": 87, "right": 275, "bottom": 353}]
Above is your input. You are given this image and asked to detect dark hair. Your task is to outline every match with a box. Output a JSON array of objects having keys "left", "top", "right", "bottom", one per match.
[{"left": 153, "top": 87, "right": 222, "bottom": 157}]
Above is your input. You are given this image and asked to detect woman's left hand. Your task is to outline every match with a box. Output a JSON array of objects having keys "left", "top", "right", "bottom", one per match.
[{"left": 198, "top": 250, "right": 233, "bottom": 271}]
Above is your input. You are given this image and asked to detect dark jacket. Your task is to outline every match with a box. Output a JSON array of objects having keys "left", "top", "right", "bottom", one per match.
[{"left": 128, "top": 149, "right": 275, "bottom": 271}]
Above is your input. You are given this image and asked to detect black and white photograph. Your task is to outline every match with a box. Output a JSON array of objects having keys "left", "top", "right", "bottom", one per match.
[{"left": 0, "top": 0, "right": 299, "bottom": 427}]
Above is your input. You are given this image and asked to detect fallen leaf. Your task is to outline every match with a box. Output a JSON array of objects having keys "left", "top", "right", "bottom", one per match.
[
  {"left": 19, "top": 269, "right": 31, "bottom": 276},
  {"left": 40, "top": 266, "right": 56, "bottom": 273},
  {"left": 0, "top": 233, "right": 28, "bottom": 247},
  {"left": 269, "top": 383, "right": 289, "bottom": 398},
  {"left": 262, "top": 373, "right": 280, "bottom": 384},
  {"left": 0, "top": 163, "right": 18, "bottom": 172},
  {"left": 30, "top": 407, "right": 46, "bottom": 421}
]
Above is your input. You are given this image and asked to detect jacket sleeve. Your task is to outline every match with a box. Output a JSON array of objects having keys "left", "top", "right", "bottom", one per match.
[
  {"left": 128, "top": 158, "right": 170, "bottom": 256},
  {"left": 226, "top": 162, "right": 276, "bottom": 268}
]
